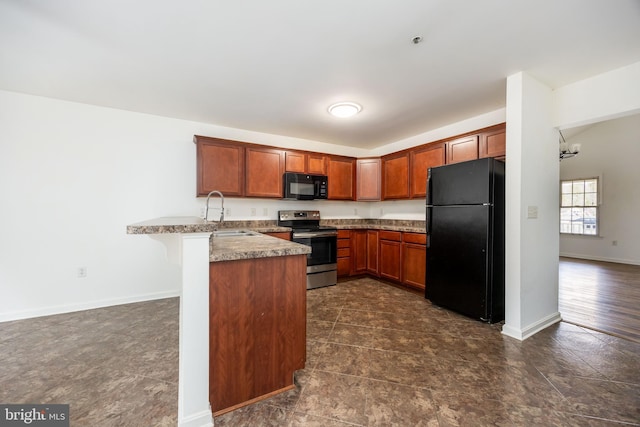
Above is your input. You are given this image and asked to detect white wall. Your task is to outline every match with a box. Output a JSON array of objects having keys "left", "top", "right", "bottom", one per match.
[
  {"left": 503, "top": 72, "right": 561, "bottom": 340},
  {"left": 559, "top": 114, "right": 640, "bottom": 265},
  {"left": 0, "top": 90, "right": 499, "bottom": 321},
  {"left": 0, "top": 90, "right": 363, "bottom": 321},
  {"left": 554, "top": 61, "right": 640, "bottom": 128}
]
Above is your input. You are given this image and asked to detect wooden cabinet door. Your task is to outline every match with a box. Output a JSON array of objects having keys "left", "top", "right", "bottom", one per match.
[
  {"left": 382, "top": 152, "right": 410, "bottom": 199},
  {"left": 447, "top": 135, "right": 479, "bottom": 164},
  {"left": 479, "top": 128, "right": 506, "bottom": 160},
  {"left": 350, "top": 230, "right": 367, "bottom": 275},
  {"left": 410, "top": 143, "right": 445, "bottom": 198},
  {"left": 196, "top": 137, "right": 244, "bottom": 197},
  {"left": 327, "top": 156, "right": 355, "bottom": 200},
  {"left": 379, "top": 239, "right": 402, "bottom": 282},
  {"left": 284, "top": 151, "right": 306, "bottom": 173},
  {"left": 402, "top": 242, "right": 426, "bottom": 291},
  {"left": 356, "top": 158, "right": 381, "bottom": 201},
  {"left": 366, "top": 230, "right": 379, "bottom": 275},
  {"left": 245, "top": 147, "right": 285, "bottom": 198},
  {"left": 307, "top": 153, "right": 327, "bottom": 175}
]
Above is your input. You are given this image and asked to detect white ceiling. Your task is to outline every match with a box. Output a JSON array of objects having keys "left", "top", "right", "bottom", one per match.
[{"left": 1, "top": 0, "right": 639, "bottom": 149}]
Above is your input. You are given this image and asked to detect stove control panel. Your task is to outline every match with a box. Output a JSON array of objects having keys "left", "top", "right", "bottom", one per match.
[{"left": 278, "top": 210, "right": 321, "bottom": 221}]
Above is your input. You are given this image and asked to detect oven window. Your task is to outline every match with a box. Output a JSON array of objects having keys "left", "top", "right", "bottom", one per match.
[
  {"left": 293, "top": 236, "right": 336, "bottom": 266},
  {"left": 290, "top": 182, "right": 315, "bottom": 196}
]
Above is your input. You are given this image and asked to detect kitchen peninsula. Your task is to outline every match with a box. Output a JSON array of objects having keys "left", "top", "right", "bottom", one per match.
[{"left": 127, "top": 217, "right": 310, "bottom": 424}]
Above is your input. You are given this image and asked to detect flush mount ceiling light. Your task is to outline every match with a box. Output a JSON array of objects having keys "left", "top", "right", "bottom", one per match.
[{"left": 328, "top": 102, "right": 362, "bottom": 118}]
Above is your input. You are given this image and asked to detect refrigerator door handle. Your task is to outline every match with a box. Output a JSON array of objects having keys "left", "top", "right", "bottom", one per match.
[
  {"left": 426, "top": 206, "right": 432, "bottom": 246},
  {"left": 427, "top": 168, "right": 433, "bottom": 205}
]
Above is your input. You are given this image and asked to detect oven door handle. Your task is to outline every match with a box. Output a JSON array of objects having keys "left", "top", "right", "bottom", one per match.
[{"left": 292, "top": 231, "right": 338, "bottom": 238}]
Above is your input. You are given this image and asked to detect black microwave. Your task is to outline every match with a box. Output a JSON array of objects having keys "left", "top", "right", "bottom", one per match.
[{"left": 283, "top": 173, "right": 328, "bottom": 200}]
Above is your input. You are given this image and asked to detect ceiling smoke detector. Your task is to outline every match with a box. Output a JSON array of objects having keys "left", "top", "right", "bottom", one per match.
[{"left": 328, "top": 102, "right": 362, "bottom": 118}]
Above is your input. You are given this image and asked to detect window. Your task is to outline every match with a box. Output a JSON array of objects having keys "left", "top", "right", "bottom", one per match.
[{"left": 560, "top": 178, "right": 598, "bottom": 235}]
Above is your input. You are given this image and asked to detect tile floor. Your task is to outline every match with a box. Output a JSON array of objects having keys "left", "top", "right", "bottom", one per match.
[{"left": 1, "top": 277, "right": 639, "bottom": 426}]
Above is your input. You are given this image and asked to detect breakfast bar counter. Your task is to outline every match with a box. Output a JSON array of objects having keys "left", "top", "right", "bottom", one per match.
[{"left": 126, "top": 216, "right": 310, "bottom": 423}]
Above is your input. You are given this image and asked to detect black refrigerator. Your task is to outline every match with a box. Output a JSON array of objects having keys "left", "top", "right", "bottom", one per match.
[{"left": 425, "top": 157, "right": 505, "bottom": 323}]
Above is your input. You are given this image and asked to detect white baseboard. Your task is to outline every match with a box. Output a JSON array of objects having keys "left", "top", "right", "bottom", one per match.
[
  {"left": 178, "top": 409, "right": 213, "bottom": 427},
  {"left": 502, "top": 312, "right": 562, "bottom": 341},
  {"left": 560, "top": 252, "right": 640, "bottom": 266},
  {"left": 0, "top": 290, "right": 180, "bottom": 323}
]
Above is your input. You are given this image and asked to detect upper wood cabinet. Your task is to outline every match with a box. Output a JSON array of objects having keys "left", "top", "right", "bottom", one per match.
[
  {"left": 327, "top": 156, "right": 356, "bottom": 200},
  {"left": 356, "top": 158, "right": 381, "bottom": 201},
  {"left": 284, "top": 151, "right": 306, "bottom": 173},
  {"left": 245, "top": 146, "right": 285, "bottom": 198},
  {"left": 447, "top": 135, "right": 479, "bottom": 164},
  {"left": 195, "top": 136, "right": 245, "bottom": 197},
  {"left": 307, "top": 153, "right": 328, "bottom": 175},
  {"left": 479, "top": 127, "right": 506, "bottom": 160},
  {"left": 285, "top": 151, "right": 328, "bottom": 174},
  {"left": 410, "top": 143, "right": 446, "bottom": 198},
  {"left": 382, "top": 152, "right": 410, "bottom": 199}
]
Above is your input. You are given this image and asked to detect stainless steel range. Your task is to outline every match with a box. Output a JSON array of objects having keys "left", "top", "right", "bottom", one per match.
[{"left": 278, "top": 210, "right": 337, "bottom": 290}]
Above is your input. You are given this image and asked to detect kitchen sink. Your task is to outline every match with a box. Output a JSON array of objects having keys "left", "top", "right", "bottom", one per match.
[{"left": 212, "top": 229, "right": 258, "bottom": 237}]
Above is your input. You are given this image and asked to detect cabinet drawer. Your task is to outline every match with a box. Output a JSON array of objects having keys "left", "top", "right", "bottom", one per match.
[
  {"left": 337, "top": 239, "right": 351, "bottom": 249},
  {"left": 337, "top": 247, "right": 350, "bottom": 258},
  {"left": 337, "top": 230, "right": 351, "bottom": 239},
  {"left": 379, "top": 230, "right": 402, "bottom": 241},
  {"left": 403, "top": 233, "right": 426, "bottom": 244}
]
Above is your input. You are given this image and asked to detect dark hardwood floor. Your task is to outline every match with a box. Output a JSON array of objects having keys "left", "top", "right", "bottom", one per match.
[{"left": 559, "top": 257, "right": 640, "bottom": 343}]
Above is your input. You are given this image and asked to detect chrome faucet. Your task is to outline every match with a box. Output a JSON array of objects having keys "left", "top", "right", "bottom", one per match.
[{"left": 204, "top": 190, "right": 225, "bottom": 223}]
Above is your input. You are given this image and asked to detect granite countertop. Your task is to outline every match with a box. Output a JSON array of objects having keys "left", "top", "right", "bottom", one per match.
[
  {"left": 127, "top": 216, "right": 423, "bottom": 263},
  {"left": 126, "top": 217, "right": 308, "bottom": 262},
  {"left": 126, "top": 217, "right": 290, "bottom": 234},
  {"left": 127, "top": 216, "right": 425, "bottom": 234},
  {"left": 323, "top": 219, "right": 426, "bottom": 233},
  {"left": 209, "top": 231, "right": 310, "bottom": 262}
]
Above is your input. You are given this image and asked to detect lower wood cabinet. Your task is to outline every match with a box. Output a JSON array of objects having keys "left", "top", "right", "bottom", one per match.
[
  {"left": 338, "top": 229, "right": 426, "bottom": 290},
  {"left": 366, "top": 230, "right": 379, "bottom": 275},
  {"left": 401, "top": 233, "right": 427, "bottom": 291},
  {"left": 337, "top": 230, "right": 351, "bottom": 277},
  {"left": 350, "top": 230, "right": 367, "bottom": 275},
  {"left": 379, "top": 231, "right": 402, "bottom": 282},
  {"left": 209, "top": 255, "right": 306, "bottom": 415}
]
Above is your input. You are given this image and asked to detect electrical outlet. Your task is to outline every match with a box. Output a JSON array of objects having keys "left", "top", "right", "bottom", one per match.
[
  {"left": 225, "top": 208, "right": 230, "bottom": 217},
  {"left": 251, "top": 208, "right": 256, "bottom": 216},
  {"left": 263, "top": 208, "right": 268, "bottom": 216},
  {"left": 77, "top": 267, "right": 87, "bottom": 278},
  {"left": 354, "top": 208, "right": 358, "bottom": 215}
]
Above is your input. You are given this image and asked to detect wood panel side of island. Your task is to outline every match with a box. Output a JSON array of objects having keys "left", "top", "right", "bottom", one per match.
[{"left": 209, "top": 254, "right": 306, "bottom": 415}]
